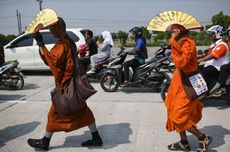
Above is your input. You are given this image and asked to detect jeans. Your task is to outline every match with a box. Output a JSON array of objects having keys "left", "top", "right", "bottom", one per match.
[
  {"left": 218, "top": 63, "right": 230, "bottom": 86},
  {"left": 124, "top": 58, "right": 142, "bottom": 81},
  {"left": 201, "top": 65, "right": 219, "bottom": 89}
]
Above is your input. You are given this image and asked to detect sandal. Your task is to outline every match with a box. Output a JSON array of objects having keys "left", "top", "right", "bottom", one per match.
[
  {"left": 197, "top": 135, "right": 213, "bottom": 152},
  {"left": 168, "top": 141, "right": 191, "bottom": 151}
]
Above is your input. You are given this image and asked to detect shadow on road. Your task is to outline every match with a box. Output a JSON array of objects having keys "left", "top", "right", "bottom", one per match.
[
  {"left": 202, "top": 99, "right": 230, "bottom": 110},
  {"left": 23, "top": 83, "right": 40, "bottom": 90},
  {"left": 0, "top": 94, "right": 26, "bottom": 101},
  {"left": 50, "top": 123, "right": 132, "bottom": 150},
  {"left": 186, "top": 125, "right": 230, "bottom": 151},
  {"left": 0, "top": 121, "right": 41, "bottom": 148},
  {"left": 119, "top": 87, "right": 158, "bottom": 93},
  {"left": 23, "top": 70, "right": 52, "bottom": 76}
]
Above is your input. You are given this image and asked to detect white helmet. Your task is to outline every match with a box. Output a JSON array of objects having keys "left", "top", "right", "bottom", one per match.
[{"left": 207, "top": 25, "right": 224, "bottom": 39}]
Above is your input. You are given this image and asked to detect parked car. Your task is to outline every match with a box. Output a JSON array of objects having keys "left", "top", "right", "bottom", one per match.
[{"left": 4, "top": 28, "right": 86, "bottom": 70}]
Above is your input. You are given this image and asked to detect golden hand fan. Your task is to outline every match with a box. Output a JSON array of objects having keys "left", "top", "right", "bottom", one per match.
[
  {"left": 147, "top": 10, "right": 203, "bottom": 31},
  {"left": 25, "top": 9, "right": 58, "bottom": 34}
]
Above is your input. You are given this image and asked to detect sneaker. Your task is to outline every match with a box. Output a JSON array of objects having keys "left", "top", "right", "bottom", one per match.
[
  {"left": 81, "top": 131, "right": 103, "bottom": 147},
  {"left": 209, "top": 83, "right": 221, "bottom": 95},
  {"left": 27, "top": 138, "right": 49, "bottom": 151},
  {"left": 211, "top": 87, "right": 226, "bottom": 97},
  {"left": 81, "top": 138, "right": 103, "bottom": 147},
  {"left": 121, "top": 80, "right": 129, "bottom": 86},
  {"left": 86, "top": 69, "right": 95, "bottom": 74}
]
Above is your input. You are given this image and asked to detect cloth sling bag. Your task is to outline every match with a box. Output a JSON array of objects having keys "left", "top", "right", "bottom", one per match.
[
  {"left": 51, "top": 37, "right": 97, "bottom": 117},
  {"left": 179, "top": 69, "right": 208, "bottom": 100}
]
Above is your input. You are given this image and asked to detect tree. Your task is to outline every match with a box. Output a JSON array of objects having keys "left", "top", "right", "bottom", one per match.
[
  {"left": 111, "top": 32, "right": 118, "bottom": 40},
  {"left": 211, "top": 11, "right": 230, "bottom": 29},
  {"left": 0, "top": 34, "right": 17, "bottom": 45},
  {"left": 141, "top": 26, "right": 151, "bottom": 39},
  {"left": 117, "top": 31, "right": 128, "bottom": 46}
]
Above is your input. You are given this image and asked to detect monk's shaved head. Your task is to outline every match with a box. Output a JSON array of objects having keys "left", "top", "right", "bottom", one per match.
[
  {"left": 49, "top": 17, "right": 67, "bottom": 38},
  {"left": 57, "top": 17, "right": 66, "bottom": 33}
]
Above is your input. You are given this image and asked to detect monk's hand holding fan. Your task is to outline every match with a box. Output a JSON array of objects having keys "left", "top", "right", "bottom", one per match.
[{"left": 33, "top": 32, "right": 44, "bottom": 47}]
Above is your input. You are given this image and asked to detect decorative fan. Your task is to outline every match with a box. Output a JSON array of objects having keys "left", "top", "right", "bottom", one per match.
[
  {"left": 25, "top": 9, "right": 58, "bottom": 34},
  {"left": 147, "top": 10, "right": 203, "bottom": 31}
]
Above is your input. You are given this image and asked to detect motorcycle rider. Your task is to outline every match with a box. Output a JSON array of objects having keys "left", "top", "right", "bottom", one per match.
[
  {"left": 198, "top": 26, "right": 229, "bottom": 90},
  {"left": 87, "top": 31, "right": 113, "bottom": 74},
  {"left": 123, "top": 27, "right": 148, "bottom": 84},
  {"left": 209, "top": 29, "right": 230, "bottom": 94},
  {"left": 78, "top": 30, "right": 98, "bottom": 73},
  {"left": 198, "top": 25, "right": 223, "bottom": 60}
]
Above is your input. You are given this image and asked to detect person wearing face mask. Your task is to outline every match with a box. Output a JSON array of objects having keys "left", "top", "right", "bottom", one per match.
[
  {"left": 165, "top": 24, "right": 212, "bottom": 152},
  {"left": 198, "top": 27, "right": 229, "bottom": 91},
  {"left": 209, "top": 29, "right": 230, "bottom": 94}
]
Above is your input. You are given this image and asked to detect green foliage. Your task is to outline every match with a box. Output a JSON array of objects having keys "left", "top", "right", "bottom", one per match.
[
  {"left": 141, "top": 26, "right": 151, "bottom": 39},
  {"left": 0, "top": 34, "right": 17, "bottom": 46},
  {"left": 117, "top": 31, "right": 128, "bottom": 47},
  {"left": 211, "top": 11, "right": 230, "bottom": 28},
  {"left": 111, "top": 32, "right": 118, "bottom": 40},
  {"left": 94, "top": 35, "right": 103, "bottom": 43},
  {"left": 93, "top": 11, "right": 230, "bottom": 47}
]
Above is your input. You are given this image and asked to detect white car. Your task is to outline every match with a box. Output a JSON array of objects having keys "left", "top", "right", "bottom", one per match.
[{"left": 4, "top": 28, "right": 86, "bottom": 70}]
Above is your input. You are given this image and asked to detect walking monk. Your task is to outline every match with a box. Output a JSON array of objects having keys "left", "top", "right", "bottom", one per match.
[
  {"left": 27, "top": 17, "right": 103, "bottom": 151},
  {"left": 165, "top": 24, "right": 212, "bottom": 152}
]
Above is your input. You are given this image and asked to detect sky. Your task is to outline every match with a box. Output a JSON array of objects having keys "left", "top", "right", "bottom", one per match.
[{"left": 0, "top": 0, "right": 230, "bottom": 36}]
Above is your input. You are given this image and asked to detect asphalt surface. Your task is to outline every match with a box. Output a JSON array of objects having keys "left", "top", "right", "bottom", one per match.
[{"left": 0, "top": 46, "right": 230, "bottom": 152}]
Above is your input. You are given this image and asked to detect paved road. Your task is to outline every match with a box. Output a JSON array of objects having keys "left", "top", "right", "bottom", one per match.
[{"left": 0, "top": 68, "right": 230, "bottom": 151}]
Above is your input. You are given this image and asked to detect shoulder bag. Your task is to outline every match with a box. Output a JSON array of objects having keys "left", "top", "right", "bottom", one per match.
[
  {"left": 179, "top": 69, "right": 208, "bottom": 100},
  {"left": 51, "top": 38, "right": 97, "bottom": 117}
]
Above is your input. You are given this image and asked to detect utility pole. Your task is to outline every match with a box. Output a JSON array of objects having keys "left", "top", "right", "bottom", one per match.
[
  {"left": 36, "top": 0, "right": 43, "bottom": 11},
  {"left": 16, "top": 10, "right": 22, "bottom": 34}
]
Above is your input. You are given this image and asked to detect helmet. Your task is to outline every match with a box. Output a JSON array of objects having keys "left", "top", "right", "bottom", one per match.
[
  {"left": 129, "top": 27, "right": 143, "bottom": 37},
  {"left": 220, "top": 29, "right": 230, "bottom": 38},
  {"left": 207, "top": 25, "right": 224, "bottom": 39},
  {"left": 207, "top": 25, "right": 223, "bottom": 34}
]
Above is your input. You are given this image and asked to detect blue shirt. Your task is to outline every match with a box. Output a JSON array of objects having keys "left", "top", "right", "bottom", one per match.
[{"left": 134, "top": 38, "right": 147, "bottom": 64}]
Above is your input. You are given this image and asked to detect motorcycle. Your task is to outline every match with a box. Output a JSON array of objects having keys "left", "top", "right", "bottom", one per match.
[
  {"left": 160, "top": 72, "right": 230, "bottom": 102},
  {"left": 154, "top": 44, "right": 174, "bottom": 73},
  {"left": 0, "top": 60, "right": 25, "bottom": 90},
  {"left": 100, "top": 47, "right": 171, "bottom": 92},
  {"left": 85, "top": 57, "right": 112, "bottom": 80}
]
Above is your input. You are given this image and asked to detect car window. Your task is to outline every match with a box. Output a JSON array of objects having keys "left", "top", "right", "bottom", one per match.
[
  {"left": 67, "top": 31, "right": 80, "bottom": 42},
  {"left": 42, "top": 32, "right": 58, "bottom": 44},
  {"left": 12, "top": 35, "right": 33, "bottom": 47},
  {"left": 41, "top": 31, "right": 80, "bottom": 44}
]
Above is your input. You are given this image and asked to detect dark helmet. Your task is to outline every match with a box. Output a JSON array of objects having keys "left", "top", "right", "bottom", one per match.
[
  {"left": 129, "top": 27, "right": 143, "bottom": 37},
  {"left": 220, "top": 29, "right": 230, "bottom": 38}
]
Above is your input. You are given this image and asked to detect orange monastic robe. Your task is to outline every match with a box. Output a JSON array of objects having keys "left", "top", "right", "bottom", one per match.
[
  {"left": 40, "top": 38, "right": 95, "bottom": 132},
  {"left": 165, "top": 36, "right": 204, "bottom": 132}
]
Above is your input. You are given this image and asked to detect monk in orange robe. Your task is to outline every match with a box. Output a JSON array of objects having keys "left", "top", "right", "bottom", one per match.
[
  {"left": 165, "top": 24, "right": 212, "bottom": 152},
  {"left": 27, "top": 17, "right": 103, "bottom": 151}
]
